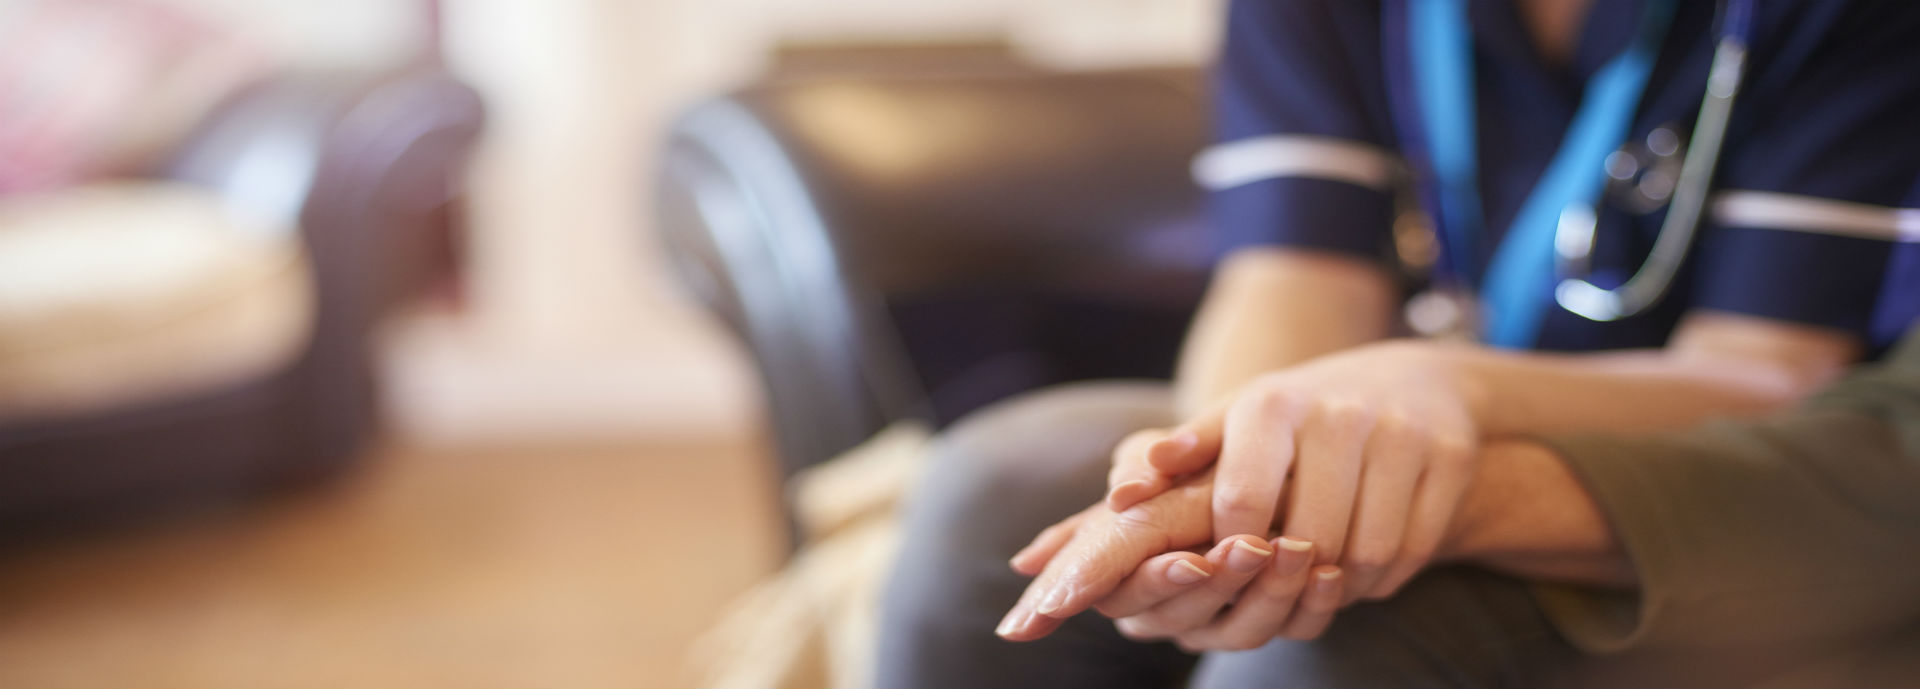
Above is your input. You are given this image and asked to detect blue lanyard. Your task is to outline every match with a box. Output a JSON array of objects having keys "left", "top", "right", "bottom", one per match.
[{"left": 1410, "top": 0, "right": 1677, "bottom": 347}]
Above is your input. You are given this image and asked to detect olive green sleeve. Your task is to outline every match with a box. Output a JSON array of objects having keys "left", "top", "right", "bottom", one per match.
[{"left": 1530, "top": 334, "right": 1920, "bottom": 654}]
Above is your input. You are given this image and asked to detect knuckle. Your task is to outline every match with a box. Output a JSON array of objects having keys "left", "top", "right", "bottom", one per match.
[
  {"left": 1239, "top": 382, "right": 1298, "bottom": 419},
  {"left": 1310, "top": 398, "right": 1376, "bottom": 435},
  {"left": 1370, "top": 416, "right": 1429, "bottom": 462},
  {"left": 1429, "top": 435, "right": 1476, "bottom": 465},
  {"left": 1212, "top": 486, "right": 1271, "bottom": 520},
  {"left": 1372, "top": 408, "right": 1416, "bottom": 438}
]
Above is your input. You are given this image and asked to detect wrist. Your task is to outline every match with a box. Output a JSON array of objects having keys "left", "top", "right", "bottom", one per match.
[
  {"left": 1431, "top": 341, "right": 1496, "bottom": 435},
  {"left": 1438, "top": 439, "right": 1637, "bottom": 586},
  {"left": 1436, "top": 473, "right": 1492, "bottom": 565},
  {"left": 1435, "top": 439, "right": 1534, "bottom": 564}
]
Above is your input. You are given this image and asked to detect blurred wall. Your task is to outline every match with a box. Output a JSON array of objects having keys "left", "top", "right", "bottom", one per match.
[
  {"left": 133, "top": 0, "right": 1222, "bottom": 353},
  {"left": 367, "top": 0, "right": 1228, "bottom": 443},
  {"left": 438, "top": 0, "right": 1223, "bottom": 349},
  {"left": 150, "top": 0, "right": 423, "bottom": 69},
  {"left": 125, "top": 0, "right": 1215, "bottom": 442}
]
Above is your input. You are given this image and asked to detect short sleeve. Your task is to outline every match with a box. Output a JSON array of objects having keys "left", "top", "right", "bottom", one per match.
[
  {"left": 1199, "top": 0, "right": 1402, "bottom": 261},
  {"left": 1690, "top": 2, "right": 1920, "bottom": 345}
]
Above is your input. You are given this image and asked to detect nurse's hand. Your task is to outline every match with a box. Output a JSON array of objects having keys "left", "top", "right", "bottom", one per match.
[{"left": 1107, "top": 340, "right": 1485, "bottom": 600}]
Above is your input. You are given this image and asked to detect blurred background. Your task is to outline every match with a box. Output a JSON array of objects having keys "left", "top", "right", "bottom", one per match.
[{"left": 0, "top": 0, "right": 1222, "bottom": 686}]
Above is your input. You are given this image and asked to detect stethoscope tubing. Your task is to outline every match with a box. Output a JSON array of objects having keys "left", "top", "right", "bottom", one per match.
[{"left": 1553, "top": 0, "right": 1755, "bottom": 321}]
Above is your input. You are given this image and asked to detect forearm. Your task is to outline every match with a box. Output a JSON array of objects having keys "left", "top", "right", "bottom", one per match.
[
  {"left": 1440, "top": 440, "right": 1633, "bottom": 587},
  {"left": 1448, "top": 314, "right": 1858, "bottom": 436},
  {"left": 1444, "top": 339, "right": 1920, "bottom": 652},
  {"left": 1452, "top": 349, "right": 1793, "bottom": 436},
  {"left": 1432, "top": 329, "right": 1871, "bottom": 587},
  {"left": 1173, "top": 248, "right": 1397, "bottom": 416}
]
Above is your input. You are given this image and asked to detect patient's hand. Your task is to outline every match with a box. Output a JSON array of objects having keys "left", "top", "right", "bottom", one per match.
[{"left": 996, "top": 470, "right": 1345, "bottom": 649}]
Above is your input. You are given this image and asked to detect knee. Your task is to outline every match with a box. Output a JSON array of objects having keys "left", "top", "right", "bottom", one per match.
[
  {"left": 932, "top": 381, "right": 1174, "bottom": 500},
  {"left": 876, "top": 382, "right": 1177, "bottom": 688}
]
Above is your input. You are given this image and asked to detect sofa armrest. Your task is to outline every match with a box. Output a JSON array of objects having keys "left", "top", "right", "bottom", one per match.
[
  {"left": 165, "top": 68, "right": 484, "bottom": 469},
  {"left": 657, "top": 62, "right": 1209, "bottom": 480},
  {"left": 168, "top": 69, "right": 483, "bottom": 310},
  {"left": 0, "top": 70, "right": 484, "bottom": 526}
]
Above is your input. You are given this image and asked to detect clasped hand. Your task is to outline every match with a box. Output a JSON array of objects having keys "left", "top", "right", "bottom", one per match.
[{"left": 997, "top": 341, "right": 1485, "bottom": 651}]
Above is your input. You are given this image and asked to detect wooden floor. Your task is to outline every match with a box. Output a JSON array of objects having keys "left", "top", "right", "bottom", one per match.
[{"left": 0, "top": 438, "right": 784, "bottom": 689}]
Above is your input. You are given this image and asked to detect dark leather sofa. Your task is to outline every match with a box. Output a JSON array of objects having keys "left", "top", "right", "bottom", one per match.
[
  {"left": 0, "top": 69, "right": 484, "bottom": 529},
  {"left": 657, "top": 49, "right": 1211, "bottom": 486}
]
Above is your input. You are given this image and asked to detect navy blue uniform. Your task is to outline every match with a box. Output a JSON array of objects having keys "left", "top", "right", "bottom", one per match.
[{"left": 1198, "top": 0, "right": 1920, "bottom": 353}]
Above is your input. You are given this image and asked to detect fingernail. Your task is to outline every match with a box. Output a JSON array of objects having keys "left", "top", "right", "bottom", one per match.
[
  {"left": 1108, "top": 479, "right": 1150, "bottom": 504},
  {"left": 1036, "top": 586, "right": 1071, "bottom": 615},
  {"left": 995, "top": 608, "right": 1024, "bottom": 637},
  {"left": 1008, "top": 543, "right": 1044, "bottom": 572},
  {"left": 1167, "top": 559, "right": 1211, "bottom": 585},
  {"left": 1271, "top": 537, "right": 1313, "bottom": 576},
  {"left": 1314, "top": 567, "right": 1342, "bottom": 591},
  {"left": 1227, "top": 539, "right": 1274, "bottom": 572}
]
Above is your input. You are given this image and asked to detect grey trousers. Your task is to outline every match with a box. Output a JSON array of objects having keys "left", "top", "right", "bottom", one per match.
[{"left": 873, "top": 382, "right": 1578, "bottom": 689}]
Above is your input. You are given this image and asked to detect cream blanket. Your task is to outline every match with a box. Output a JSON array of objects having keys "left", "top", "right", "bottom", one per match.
[{"left": 690, "top": 422, "right": 932, "bottom": 689}]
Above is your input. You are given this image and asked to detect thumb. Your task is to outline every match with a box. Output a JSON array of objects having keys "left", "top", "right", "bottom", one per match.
[{"left": 1149, "top": 405, "right": 1226, "bottom": 476}]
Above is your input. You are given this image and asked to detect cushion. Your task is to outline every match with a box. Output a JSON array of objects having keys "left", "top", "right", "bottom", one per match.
[{"left": 0, "top": 182, "right": 312, "bottom": 420}]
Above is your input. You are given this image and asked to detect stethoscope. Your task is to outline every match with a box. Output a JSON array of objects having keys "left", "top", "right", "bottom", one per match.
[{"left": 1411, "top": 0, "right": 1755, "bottom": 347}]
